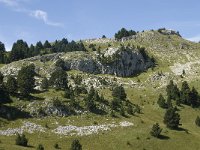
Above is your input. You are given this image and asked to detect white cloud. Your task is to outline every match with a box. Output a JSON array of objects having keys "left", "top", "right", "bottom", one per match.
[
  {"left": 187, "top": 35, "right": 200, "bottom": 42},
  {"left": 0, "top": 0, "right": 63, "bottom": 27},
  {"left": 30, "top": 10, "right": 63, "bottom": 27}
]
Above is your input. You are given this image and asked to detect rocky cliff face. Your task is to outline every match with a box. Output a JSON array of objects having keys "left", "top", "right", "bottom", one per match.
[{"left": 0, "top": 47, "right": 154, "bottom": 77}]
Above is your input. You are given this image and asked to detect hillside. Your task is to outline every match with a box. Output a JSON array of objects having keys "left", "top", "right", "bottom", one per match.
[{"left": 0, "top": 29, "right": 200, "bottom": 150}]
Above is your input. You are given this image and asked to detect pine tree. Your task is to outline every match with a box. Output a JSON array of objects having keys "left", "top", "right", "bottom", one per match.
[
  {"left": 150, "top": 123, "right": 162, "bottom": 138},
  {"left": 180, "top": 81, "right": 191, "bottom": 104},
  {"left": 190, "top": 87, "right": 199, "bottom": 107},
  {"left": 17, "top": 64, "right": 35, "bottom": 97},
  {"left": 43, "top": 40, "right": 51, "bottom": 49},
  {"left": 71, "top": 139, "right": 82, "bottom": 150},
  {"left": 164, "top": 107, "right": 181, "bottom": 129},
  {"left": 49, "top": 68, "right": 68, "bottom": 89},
  {"left": 112, "top": 85, "right": 127, "bottom": 101},
  {"left": 0, "top": 41, "right": 5, "bottom": 63},
  {"left": 157, "top": 94, "right": 167, "bottom": 108},
  {"left": 195, "top": 116, "right": 200, "bottom": 127},
  {"left": 10, "top": 40, "right": 29, "bottom": 61},
  {"left": 6, "top": 76, "right": 17, "bottom": 94}
]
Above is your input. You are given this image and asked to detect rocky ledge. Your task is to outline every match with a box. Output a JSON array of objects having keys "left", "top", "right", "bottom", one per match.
[{"left": 0, "top": 46, "right": 154, "bottom": 77}]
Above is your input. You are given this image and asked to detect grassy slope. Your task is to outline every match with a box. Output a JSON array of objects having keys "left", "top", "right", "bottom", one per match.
[{"left": 1, "top": 31, "right": 200, "bottom": 150}]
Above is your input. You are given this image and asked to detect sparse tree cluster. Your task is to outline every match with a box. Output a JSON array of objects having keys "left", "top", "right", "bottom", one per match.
[{"left": 115, "top": 28, "right": 136, "bottom": 40}]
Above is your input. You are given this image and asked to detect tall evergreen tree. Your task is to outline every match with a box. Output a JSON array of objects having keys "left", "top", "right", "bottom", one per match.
[
  {"left": 180, "top": 81, "right": 191, "bottom": 104},
  {"left": 43, "top": 40, "right": 51, "bottom": 49},
  {"left": 164, "top": 107, "right": 181, "bottom": 129},
  {"left": 17, "top": 64, "right": 35, "bottom": 97},
  {"left": 190, "top": 87, "right": 199, "bottom": 107},
  {"left": 0, "top": 41, "right": 6, "bottom": 63},
  {"left": 10, "top": 40, "right": 29, "bottom": 61}
]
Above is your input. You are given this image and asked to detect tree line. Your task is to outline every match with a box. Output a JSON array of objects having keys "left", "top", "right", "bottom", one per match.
[{"left": 0, "top": 38, "right": 86, "bottom": 64}]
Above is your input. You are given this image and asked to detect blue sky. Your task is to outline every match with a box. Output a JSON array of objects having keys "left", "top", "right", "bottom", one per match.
[{"left": 0, "top": 0, "right": 200, "bottom": 50}]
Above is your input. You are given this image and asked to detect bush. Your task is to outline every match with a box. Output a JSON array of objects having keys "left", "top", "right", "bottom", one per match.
[
  {"left": 37, "top": 144, "right": 44, "bottom": 150},
  {"left": 54, "top": 143, "right": 59, "bottom": 149},
  {"left": 15, "top": 133, "right": 28, "bottom": 147}
]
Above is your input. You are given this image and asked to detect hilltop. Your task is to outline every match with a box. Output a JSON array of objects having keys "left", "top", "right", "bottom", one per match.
[{"left": 0, "top": 28, "right": 200, "bottom": 150}]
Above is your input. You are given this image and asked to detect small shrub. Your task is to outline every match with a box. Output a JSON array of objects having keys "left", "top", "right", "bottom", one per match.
[
  {"left": 37, "top": 144, "right": 44, "bottom": 150},
  {"left": 15, "top": 133, "right": 28, "bottom": 147},
  {"left": 54, "top": 143, "right": 59, "bottom": 149},
  {"left": 71, "top": 139, "right": 82, "bottom": 150}
]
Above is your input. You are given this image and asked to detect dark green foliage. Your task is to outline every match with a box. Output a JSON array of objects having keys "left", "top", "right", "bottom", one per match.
[
  {"left": 64, "top": 88, "right": 71, "bottom": 99},
  {"left": 6, "top": 76, "right": 17, "bottom": 94},
  {"left": 115, "top": 28, "right": 136, "bottom": 40},
  {"left": 112, "top": 85, "right": 127, "bottom": 101},
  {"left": 150, "top": 123, "right": 162, "bottom": 138},
  {"left": 52, "top": 39, "right": 86, "bottom": 53},
  {"left": 190, "top": 87, "right": 199, "bottom": 108},
  {"left": 0, "top": 72, "right": 3, "bottom": 84},
  {"left": 71, "top": 139, "right": 82, "bottom": 150},
  {"left": 157, "top": 94, "right": 167, "bottom": 108},
  {"left": 164, "top": 107, "right": 181, "bottom": 129},
  {"left": 49, "top": 69, "right": 68, "bottom": 89},
  {"left": 166, "top": 97, "right": 173, "bottom": 108},
  {"left": 17, "top": 64, "right": 35, "bottom": 97},
  {"left": 35, "top": 41, "right": 43, "bottom": 55},
  {"left": 111, "top": 98, "right": 121, "bottom": 111},
  {"left": 15, "top": 133, "right": 28, "bottom": 147},
  {"left": 10, "top": 40, "right": 29, "bottom": 61},
  {"left": 54, "top": 143, "right": 59, "bottom": 149},
  {"left": 43, "top": 40, "right": 51, "bottom": 49},
  {"left": 102, "top": 35, "right": 106, "bottom": 38},
  {"left": 180, "top": 81, "right": 191, "bottom": 104},
  {"left": 36, "top": 144, "right": 44, "bottom": 150},
  {"left": 166, "top": 80, "right": 180, "bottom": 101},
  {"left": 0, "top": 84, "right": 10, "bottom": 104},
  {"left": 195, "top": 116, "right": 200, "bottom": 127},
  {"left": 127, "top": 104, "right": 134, "bottom": 115},
  {"left": 55, "top": 59, "right": 66, "bottom": 70},
  {"left": 0, "top": 41, "right": 6, "bottom": 63},
  {"left": 41, "top": 77, "right": 49, "bottom": 90},
  {"left": 166, "top": 80, "right": 200, "bottom": 107},
  {"left": 138, "top": 47, "right": 148, "bottom": 60},
  {"left": 85, "top": 87, "right": 97, "bottom": 112}
]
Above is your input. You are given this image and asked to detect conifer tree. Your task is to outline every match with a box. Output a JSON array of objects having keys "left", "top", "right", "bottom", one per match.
[
  {"left": 17, "top": 64, "right": 35, "bottom": 97},
  {"left": 157, "top": 94, "right": 167, "bottom": 108},
  {"left": 71, "top": 139, "right": 82, "bottom": 150},
  {"left": 164, "top": 107, "right": 181, "bottom": 129},
  {"left": 150, "top": 123, "right": 162, "bottom": 138}
]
